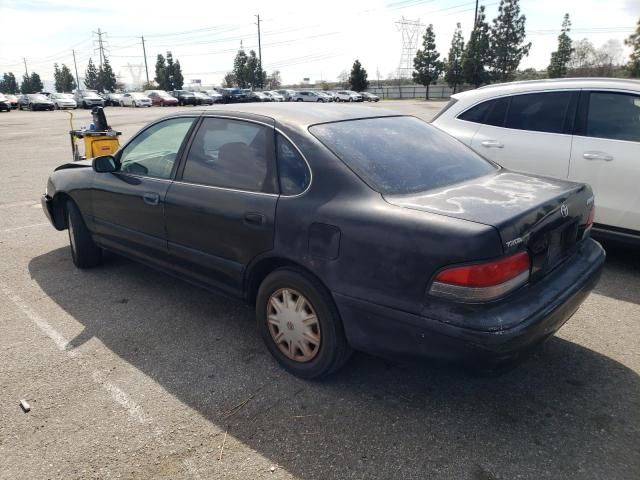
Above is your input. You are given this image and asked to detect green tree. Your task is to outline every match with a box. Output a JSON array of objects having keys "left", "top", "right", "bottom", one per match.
[
  {"left": 20, "top": 74, "right": 32, "bottom": 94},
  {"left": 266, "top": 70, "right": 282, "bottom": 89},
  {"left": 412, "top": 25, "right": 443, "bottom": 99},
  {"left": 444, "top": 23, "right": 465, "bottom": 93},
  {"left": 548, "top": 13, "right": 573, "bottom": 78},
  {"left": 490, "top": 0, "right": 531, "bottom": 82},
  {"left": 54, "top": 63, "right": 76, "bottom": 92},
  {"left": 246, "top": 50, "right": 259, "bottom": 89},
  {"left": 154, "top": 54, "right": 168, "bottom": 90},
  {"left": 29, "top": 72, "right": 43, "bottom": 92},
  {"left": 462, "top": 6, "right": 492, "bottom": 87},
  {"left": 171, "top": 57, "right": 184, "bottom": 90},
  {"left": 98, "top": 57, "right": 117, "bottom": 92},
  {"left": 349, "top": 59, "right": 369, "bottom": 92},
  {"left": 222, "top": 72, "right": 235, "bottom": 88},
  {"left": 84, "top": 58, "right": 100, "bottom": 90},
  {"left": 1, "top": 72, "right": 19, "bottom": 93},
  {"left": 233, "top": 48, "right": 249, "bottom": 88},
  {"left": 625, "top": 18, "right": 640, "bottom": 78}
]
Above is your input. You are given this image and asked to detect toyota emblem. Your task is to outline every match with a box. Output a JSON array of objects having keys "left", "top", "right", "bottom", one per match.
[{"left": 560, "top": 204, "right": 569, "bottom": 217}]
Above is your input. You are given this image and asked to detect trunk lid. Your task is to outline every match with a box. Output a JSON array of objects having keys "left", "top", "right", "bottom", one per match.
[{"left": 385, "top": 171, "right": 594, "bottom": 278}]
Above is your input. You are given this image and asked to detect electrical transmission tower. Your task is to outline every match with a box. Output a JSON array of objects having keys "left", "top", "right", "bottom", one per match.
[
  {"left": 126, "top": 63, "right": 144, "bottom": 90},
  {"left": 395, "top": 17, "right": 424, "bottom": 79},
  {"left": 93, "top": 28, "right": 109, "bottom": 68}
]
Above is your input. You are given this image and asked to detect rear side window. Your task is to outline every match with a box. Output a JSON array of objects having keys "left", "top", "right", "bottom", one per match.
[
  {"left": 182, "top": 117, "right": 276, "bottom": 193},
  {"left": 310, "top": 116, "right": 496, "bottom": 195},
  {"left": 276, "top": 134, "right": 310, "bottom": 195},
  {"left": 586, "top": 92, "right": 640, "bottom": 142},
  {"left": 458, "top": 99, "right": 493, "bottom": 123},
  {"left": 505, "top": 92, "right": 572, "bottom": 134}
]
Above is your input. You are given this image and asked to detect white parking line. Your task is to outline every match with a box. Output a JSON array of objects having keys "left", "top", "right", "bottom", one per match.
[
  {"left": 0, "top": 280, "right": 150, "bottom": 424},
  {"left": 0, "top": 222, "right": 49, "bottom": 233}
]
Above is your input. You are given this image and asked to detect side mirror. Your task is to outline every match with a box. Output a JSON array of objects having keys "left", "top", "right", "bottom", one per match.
[{"left": 92, "top": 155, "right": 117, "bottom": 173}]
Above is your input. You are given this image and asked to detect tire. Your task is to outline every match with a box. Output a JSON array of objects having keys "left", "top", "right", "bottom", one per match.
[
  {"left": 66, "top": 200, "right": 102, "bottom": 269},
  {"left": 296, "top": 98, "right": 303, "bottom": 102},
  {"left": 256, "top": 268, "right": 352, "bottom": 379},
  {"left": 349, "top": 98, "right": 353, "bottom": 102}
]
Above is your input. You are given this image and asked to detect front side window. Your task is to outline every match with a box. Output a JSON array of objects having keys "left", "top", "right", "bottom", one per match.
[
  {"left": 119, "top": 117, "right": 194, "bottom": 179},
  {"left": 586, "top": 91, "right": 640, "bottom": 142},
  {"left": 182, "top": 117, "right": 276, "bottom": 193},
  {"left": 505, "top": 92, "right": 572, "bottom": 134},
  {"left": 277, "top": 134, "right": 310, "bottom": 195},
  {"left": 310, "top": 116, "right": 496, "bottom": 195}
]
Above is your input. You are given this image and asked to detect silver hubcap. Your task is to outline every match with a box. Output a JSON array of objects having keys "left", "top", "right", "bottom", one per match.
[{"left": 267, "top": 288, "right": 321, "bottom": 363}]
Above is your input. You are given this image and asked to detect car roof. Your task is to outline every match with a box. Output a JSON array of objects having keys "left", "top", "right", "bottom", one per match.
[
  {"left": 453, "top": 77, "right": 640, "bottom": 102},
  {"left": 156, "top": 103, "right": 402, "bottom": 129}
]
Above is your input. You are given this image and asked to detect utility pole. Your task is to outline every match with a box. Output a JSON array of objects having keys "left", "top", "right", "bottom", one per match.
[
  {"left": 141, "top": 36, "right": 150, "bottom": 84},
  {"left": 255, "top": 14, "right": 263, "bottom": 89},
  {"left": 94, "top": 28, "right": 106, "bottom": 68},
  {"left": 474, "top": 0, "right": 479, "bottom": 27},
  {"left": 72, "top": 49, "right": 80, "bottom": 90},
  {"left": 23, "top": 58, "right": 29, "bottom": 77}
]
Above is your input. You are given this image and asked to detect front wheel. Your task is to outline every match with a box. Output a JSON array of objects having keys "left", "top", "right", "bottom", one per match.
[
  {"left": 256, "top": 268, "right": 352, "bottom": 379},
  {"left": 66, "top": 200, "right": 102, "bottom": 269}
]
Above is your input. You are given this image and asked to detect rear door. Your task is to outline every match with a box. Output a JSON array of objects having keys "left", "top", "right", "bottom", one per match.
[
  {"left": 164, "top": 116, "right": 279, "bottom": 296},
  {"left": 569, "top": 90, "right": 640, "bottom": 233},
  {"left": 469, "top": 90, "right": 578, "bottom": 179},
  {"left": 91, "top": 116, "right": 196, "bottom": 261}
]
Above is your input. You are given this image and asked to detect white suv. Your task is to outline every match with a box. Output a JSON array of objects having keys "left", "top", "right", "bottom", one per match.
[
  {"left": 432, "top": 78, "right": 640, "bottom": 244},
  {"left": 335, "top": 90, "right": 362, "bottom": 102}
]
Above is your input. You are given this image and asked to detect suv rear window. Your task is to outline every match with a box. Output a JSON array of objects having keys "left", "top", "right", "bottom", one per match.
[{"left": 310, "top": 116, "right": 496, "bottom": 195}]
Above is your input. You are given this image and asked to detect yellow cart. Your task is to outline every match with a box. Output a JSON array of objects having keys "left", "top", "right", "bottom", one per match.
[{"left": 67, "top": 107, "right": 122, "bottom": 161}]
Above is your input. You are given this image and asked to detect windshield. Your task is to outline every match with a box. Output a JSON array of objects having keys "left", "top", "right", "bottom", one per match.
[
  {"left": 29, "top": 94, "right": 48, "bottom": 101},
  {"left": 309, "top": 116, "right": 497, "bottom": 195},
  {"left": 131, "top": 93, "right": 146, "bottom": 98},
  {"left": 0, "top": 94, "right": 6, "bottom": 101},
  {"left": 82, "top": 92, "right": 100, "bottom": 99}
]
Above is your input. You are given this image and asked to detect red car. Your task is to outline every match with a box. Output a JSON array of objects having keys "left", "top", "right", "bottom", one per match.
[{"left": 144, "top": 90, "right": 178, "bottom": 107}]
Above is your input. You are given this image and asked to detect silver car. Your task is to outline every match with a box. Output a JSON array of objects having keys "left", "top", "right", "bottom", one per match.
[
  {"left": 276, "top": 89, "right": 297, "bottom": 101},
  {"left": 292, "top": 91, "right": 326, "bottom": 102},
  {"left": 49, "top": 93, "right": 77, "bottom": 109}
]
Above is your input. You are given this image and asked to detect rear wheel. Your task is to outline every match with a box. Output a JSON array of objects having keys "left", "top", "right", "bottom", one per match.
[
  {"left": 66, "top": 200, "right": 102, "bottom": 269},
  {"left": 296, "top": 98, "right": 303, "bottom": 102},
  {"left": 256, "top": 268, "right": 352, "bottom": 379}
]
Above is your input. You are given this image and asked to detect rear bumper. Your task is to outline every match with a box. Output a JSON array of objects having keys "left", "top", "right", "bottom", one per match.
[{"left": 335, "top": 239, "right": 605, "bottom": 364}]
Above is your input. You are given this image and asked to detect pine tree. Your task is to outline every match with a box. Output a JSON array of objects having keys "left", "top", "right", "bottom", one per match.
[
  {"left": 246, "top": 50, "right": 259, "bottom": 89},
  {"left": 349, "top": 59, "right": 369, "bottom": 92},
  {"left": 548, "top": 14, "right": 573, "bottom": 78},
  {"left": 98, "top": 57, "right": 117, "bottom": 92},
  {"left": 60, "top": 64, "right": 76, "bottom": 92},
  {"left": 412, "top": 24, "right": 443, "bottom": 99},
  {"left": 1, "top": 72, "right": 19, "bottom": 93},
  {"left": 444, "top": 23, "right": 465, "bottom": 93},
  {"left": 155, "top": 54, "right": 168, "bottom": 90},
  {"left": 462, "top": 6, "right": 492, "bottom": 88},
  {"left": 20, "top": 74, "right": 32, "bottom": 94},
  {"left": 84, "top": 58, "right": 100, "bottom": 90},
  {"left": 223, "top": 72, "right": 235, "bottom": 88},
  {"left": 29, "top": 72, "right": 43, "bottom": 92},
  {"left": 165, "top": 52, "right": 176, "bottom": 90},
  {"left": 54, "top": 63, "right": 62, "bottom": 92},
  {"left": 490, "top": 0, "right": 531, "bottom": 82},
  {"left": 233, "top": 49, "right": 249, "bottom": 88},
  {"left": 625, "top": 18, "right": 640, "bottom": 78},
  {"left": 173, "top": 59, "right": 184, "bottom": 89}
]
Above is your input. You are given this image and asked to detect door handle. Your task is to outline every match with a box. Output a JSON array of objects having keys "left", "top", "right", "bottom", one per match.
[
  {"left": 583, "top": 151, "right": 613, "bottom": 162},
  {"left": 243, "top": 212, "right": 265, "bottom": 226},
  {"left": 142, "top": 192, "right": 160, "bottom": 206},
  {"left": 481, "top": 140, "right": 504, "bottom": 149}
]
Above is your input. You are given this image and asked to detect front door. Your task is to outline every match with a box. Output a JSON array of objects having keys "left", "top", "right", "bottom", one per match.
[
  {"left": 165, "top": 116, "right": 278, "bottom": 296},
  {"left": 91, "top": 116, "right": 196, "bottom": 262},
  {"left": 569, "top": 90, "right": 640, "bottom": 233}
]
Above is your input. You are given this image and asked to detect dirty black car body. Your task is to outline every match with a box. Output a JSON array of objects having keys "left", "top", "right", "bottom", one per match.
[{"left": 41, "top": 104, "right": 605, "bottom": 378}]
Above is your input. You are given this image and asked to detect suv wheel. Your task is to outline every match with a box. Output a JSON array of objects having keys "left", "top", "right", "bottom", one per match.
[
  {"left": 66, "top": 200, "right": 102, "bottom": 269},
  {"left": 256, "top": 268, "right": 352, "bottom": 379}
]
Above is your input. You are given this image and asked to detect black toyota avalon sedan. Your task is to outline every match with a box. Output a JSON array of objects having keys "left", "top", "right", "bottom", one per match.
[{"left": 41, "top": 104, "right": 605, "bottom": 378}]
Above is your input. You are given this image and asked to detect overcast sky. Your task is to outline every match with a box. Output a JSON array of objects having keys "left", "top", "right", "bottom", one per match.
[{"left": 0, "top": 0, "right": 638, "bottom": 89}]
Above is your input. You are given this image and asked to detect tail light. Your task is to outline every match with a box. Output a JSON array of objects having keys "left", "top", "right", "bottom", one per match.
[
  {"left": 430, "top": 251, "right": 530, "bottom": 302},
  {"left": 584, "top": 205, "right": 595, "bottom": 237}
]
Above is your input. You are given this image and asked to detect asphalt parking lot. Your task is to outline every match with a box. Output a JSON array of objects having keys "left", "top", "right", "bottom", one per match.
[{"left": 0, "top": 101, "right": 638, "bottom": 480}]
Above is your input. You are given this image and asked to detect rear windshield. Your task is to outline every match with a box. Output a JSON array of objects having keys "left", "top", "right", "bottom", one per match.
[{"left": 309, "top": 116, "right": 496, "bottom": 195}]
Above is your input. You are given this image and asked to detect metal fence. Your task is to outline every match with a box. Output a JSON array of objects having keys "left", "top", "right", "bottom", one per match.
[{"left": 365, "top": 84, "right": 473, "bottom": 99}]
